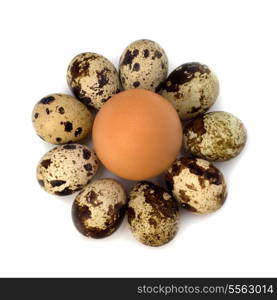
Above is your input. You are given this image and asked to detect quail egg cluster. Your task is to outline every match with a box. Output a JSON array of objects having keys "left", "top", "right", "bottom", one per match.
[{"left": 33, "top": 39, "right": 247, "bottom": 247}]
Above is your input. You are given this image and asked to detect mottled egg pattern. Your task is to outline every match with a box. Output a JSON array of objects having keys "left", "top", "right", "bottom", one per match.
[
  {"left": 37, "top": 144, "right": 98, "bottom": 196},
  {"left": 72, "top": 179, "right": 127, "bottom": 238},
  {"left": 32, "top": 94, "right": 93, "bottom": 144},
  {"left": 67, "top": 52, "right": 121, "bottom": 110},
  {"left": 128, "top": 181, "right": 179, "bottom": 247},
  {"left": 165, "top": 157, "right": 227, "bottom": 214},
  {"left": 159, "top": 62, "right": 219, "bottom": 120},
  {"left": 184, "top": 111, "right": 247, "bottom": 161},
  {"left": 119, "top": 39, "right": 168, "bottom": 91}
]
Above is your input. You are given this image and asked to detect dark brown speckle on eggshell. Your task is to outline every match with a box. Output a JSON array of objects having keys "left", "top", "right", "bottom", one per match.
[
  {"left": 128, "top": 181, "right": 179, "bottom": 247},
  {"left": 67, "top": 52, "right": 121, "bottom": 110},
  {"left": 36, "top": 144, "right": 99, "bottom": 196},
  {"left": 32, "top": 93, "right": 93, "bottom": 144},
  {"left": 159, "top": 62, "right": 219, "bottom": 120},
  {"left": 72, "top": 179, "right": 127, "bottom": 238},
  {"left": 165, "top": 157, "right": 227, "bottom": 214},
  {"left": 184, "top": 111, "right": 247, "bottom": 161},
  {"left": 119, "top": 39, "right": 168, "bottom": 92}
]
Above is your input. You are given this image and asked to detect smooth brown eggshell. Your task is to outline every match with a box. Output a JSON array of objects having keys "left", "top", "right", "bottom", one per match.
[{"left": 92, "top": 89, "right": 183, "bottom": 180}]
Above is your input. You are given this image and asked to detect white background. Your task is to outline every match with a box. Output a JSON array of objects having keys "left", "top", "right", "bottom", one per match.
[{"left": 0, "top": 0, "right": 276, "bottom": 277}]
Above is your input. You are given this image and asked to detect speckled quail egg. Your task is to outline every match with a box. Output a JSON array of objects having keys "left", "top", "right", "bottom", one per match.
[
  {"left": 67, "top": 52, "right": 121, "bottom": 110},
  {"left": 165, "top": 157, "right": 227, "bottom": 214},
  {"left": 119, "top": 39, "right": 168, "bottom": 91},
  {"left": 184, "top": 111, "right": 247, "bottom": 161},
  {"left": 72, "top": 179, "right": 127, "bottom": 238},
  {"left": 32, "top": 93, "right": 93, "bottom": 144},
  {"left": 159, "top": 62, "right": 219, "bottom": 120},
  {"left": 37, "top": 144, "right": 98, "bottom": 196},
  {"left": 128, "top": 181, "right": 179, "bottom": 247}
]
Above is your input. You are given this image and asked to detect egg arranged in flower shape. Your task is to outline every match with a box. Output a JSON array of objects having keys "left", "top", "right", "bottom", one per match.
[
  {"left": 119, "top": 39, "right": 168, "bottom": 91},
  {"left": 92, "top": 89, "right": 183, "bottom": 180}
]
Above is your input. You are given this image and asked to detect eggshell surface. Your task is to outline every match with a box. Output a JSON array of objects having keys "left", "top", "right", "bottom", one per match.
[
  {"left": 184, "top": 111, "right": 247, "bottom": 161},
  {"left": 119, "top": 39, "right": 168, "bottom": 91},
  {"left": 32, "top": 93, "right": 93, "bottom": 144},
  {"left": 159, "top": 62, "right": 219, "bottom": 120},
  {"left": 67, "top": 52, "right": 121, "bottom": 110},
  {"left": 128, "top": 181, "right": 179, "bottom": 246},
  {"left": 92, "top": 89, "right": 183, "bottom": 180},
  {"left": 37, "top": 144, "right": 98, "bottom": 196},
  {"left": 72, "top": 179, "right": 127, "bottom": 238},
  {"left": 165, "top": 157, "right": 227, "bottom": 214}
]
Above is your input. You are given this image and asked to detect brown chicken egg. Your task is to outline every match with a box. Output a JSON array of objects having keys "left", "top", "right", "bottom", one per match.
[{"left": 92, "top": 89, "right": 183, "bottom": 180}]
